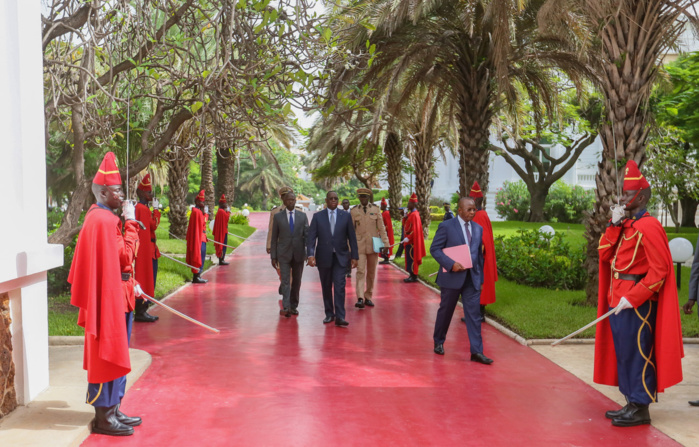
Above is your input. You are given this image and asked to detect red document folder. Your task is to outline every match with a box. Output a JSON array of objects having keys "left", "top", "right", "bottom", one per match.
[{"left": 441, "top": 244, "right": 472, "bottom": 272}]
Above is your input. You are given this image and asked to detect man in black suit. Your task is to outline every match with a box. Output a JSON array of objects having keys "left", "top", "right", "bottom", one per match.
[
  {"left": 307, "top": 191, "right": 359, "bottom": 327},
  {"left": 271, "top": 192, "right": 309, "bottom": 317}
]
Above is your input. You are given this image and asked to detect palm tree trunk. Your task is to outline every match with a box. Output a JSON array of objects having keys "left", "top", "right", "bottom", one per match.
[
  {"left": 413, "top": 139, "right": 434, "bottom": 237},
  {"left": 168, "top": 153, "right": 193, "bottom": 238},
  {"left": 215, "top": 145, "right": 236, "bottom": 203},
  {"left": 456, "top": 68, "right": 493, "bottom": 199},
  {"left": 384, "top": 132, "right": 403, "bottom": 220},
  {"left": 200, "top": 142, "right": 215, "bottom": 212}
]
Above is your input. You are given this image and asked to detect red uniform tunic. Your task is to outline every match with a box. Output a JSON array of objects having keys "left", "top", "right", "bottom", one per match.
[
  {"left": 213, "top": 207, "right": 232, "bottom": 258},
  {"left": 594, "top": 214, "right": 684, "bottom": 393},
  {"left": 404, "top": 210, "right": 426, "bottom": 275},
  {"left": 186, "top": 207, "right": 208, "bottom": 273},
  {"left": 473, "top": 209, "right": 497, "bottom": 304},
  {"left": 381, "top": 210, "right": 395, "bottom": 255},
  {"left": 69, "top": 205, "right": 139, "bottom": 383},
  {"left": 134, "top": 202, "right": 160, "bottom": 297}
]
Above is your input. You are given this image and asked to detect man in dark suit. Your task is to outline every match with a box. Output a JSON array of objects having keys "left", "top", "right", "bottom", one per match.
[
  {"left": 684, "top": 238, "right": 699, "bottom": 407},
  {"left": 431, "top": 197, "right": 493, "bottom": 364},
  {"left": 271, "top": 192, "right": 309, "bottom": 317},
  {"left": 307, "top": 191, "right": 359, "bottom": 327}
]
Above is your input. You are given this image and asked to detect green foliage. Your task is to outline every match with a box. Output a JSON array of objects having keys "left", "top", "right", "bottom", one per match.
[
  {"left": 494, "top": 181, "right": 530, "bottom": 221},
  {"left": 430, "top": 213, "right": 445, "bottom": 221},
  {"left": 229, "top": 213, "right": 249, "bottom": 225},
  {"left": 543, "top": 182, "right": 595, "bottom": 223},
  {"left": 495, "top": 230, "right": 586, "bottom": 290}
]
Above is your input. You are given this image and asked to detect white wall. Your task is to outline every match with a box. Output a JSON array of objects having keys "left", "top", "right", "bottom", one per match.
[{"left": 0, "top": 0, "right": 64, "bottom": 404}]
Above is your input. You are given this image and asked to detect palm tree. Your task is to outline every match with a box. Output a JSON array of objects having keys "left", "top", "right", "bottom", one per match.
[
  {"left": 238, "top": 155, "right": 287, "bottom": 210},
  {"left": 329, "top": 0, "right": 591, "bottom": 198},
  {"left": 539, "top": 0, "right": 699, "bottom": 302}
]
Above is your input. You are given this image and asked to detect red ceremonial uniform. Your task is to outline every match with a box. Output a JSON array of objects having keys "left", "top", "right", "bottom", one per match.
[
  {"left": 213, "top": 207, "right": 231, "bottom": 258},
  {"left": 186, "top": 207, "right": 208, "bottom": 273},
  {"left": 381, "top": 210, "right": 394, "bottom": 256},
  {"left": 404, "top": 208, "right": 426, "bottom": 275},
  {"left": 594, "top": 213, "right": 684, "bottom": 393},
  {"left": 473, "top": 209, "right": 497, "bottom": 304},
  {"left": 69, "top": 205, "right": 139, "bottom": 383},
  {"left": 134, "top": 203, "right": 161, "bottom": 297}
]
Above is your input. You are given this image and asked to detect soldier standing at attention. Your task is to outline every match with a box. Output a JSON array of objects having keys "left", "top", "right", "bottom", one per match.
[
  {"left": 402, "top": 193, "right": 426, "bottom": 283},
  {"left": 186, "top": 190, "right": 209, "bottom": 284},
  {"left": 213, "top": 194, "right": 232, "bottom": 265},
  {"left": 350, "top": 189, "right": 389, "bottom": 308},
  {"left": 133, "top": 173, "right": 160, "bottom": 323},
  {"left": 379, "top": 197, "right": 394, "bottom": 265},
  {"left": 470, "top": 181, "right": 497, "bottom": 320},
  {"left": 595, "top": 160, "right": 683, "bottom": 427}
]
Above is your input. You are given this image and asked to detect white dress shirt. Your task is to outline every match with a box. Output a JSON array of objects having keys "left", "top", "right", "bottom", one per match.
[{"left": 457, "top": 215, "right": 472, "bottom": 245}]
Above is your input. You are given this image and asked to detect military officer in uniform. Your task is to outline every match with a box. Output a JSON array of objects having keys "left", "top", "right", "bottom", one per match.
[{"left": 350, "top": 188, "right": 389, "bottom": 308}]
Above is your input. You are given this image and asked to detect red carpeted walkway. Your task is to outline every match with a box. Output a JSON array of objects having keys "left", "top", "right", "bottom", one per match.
[{"left": 82, "top": 212, "right": 679, "bottom": 447}]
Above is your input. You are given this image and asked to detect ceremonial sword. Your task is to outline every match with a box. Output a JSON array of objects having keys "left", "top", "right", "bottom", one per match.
[
  {"left": 159, "top": 252, "right": 199, "bottom": 271},
  {"left": 139, "top": 292, "right": 220, "bottom": 334},
  {"left": 551, "top": 308, "right": 616, "bottom": 346}
]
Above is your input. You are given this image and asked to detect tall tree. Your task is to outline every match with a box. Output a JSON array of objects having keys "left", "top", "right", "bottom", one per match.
[
  {"left": 384, "top": 132, "right": 404, "bottom": 220},
  {"left": 540, "top": 0, "right": 699, "bottom": 302}
]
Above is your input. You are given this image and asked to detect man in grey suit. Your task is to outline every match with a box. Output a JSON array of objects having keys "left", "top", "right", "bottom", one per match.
[
  {"left": 431, "top": 197, "right": 493, "bottom": 364},
  {"left": 271, "top": 192, "right": 309, "bottom": 317}
]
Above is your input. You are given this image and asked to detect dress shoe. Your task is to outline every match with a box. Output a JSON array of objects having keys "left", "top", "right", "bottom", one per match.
[
  {"left": 323, "top": 316, "right": 335, "bottom": 324},
  {"left": 335, "top": 318, "right": 349, "bottom": 327},
  {"left": 115, "top": 404, "right": 142, "bottom": 427},
  {"left": 280, "top": 308, "right": 291, "bottom": 318},
  {"left": 92, "top": 405, "right": 134, "bottom": 436},
  {"left": 611, "top": 403, "right": 650, "bottom": 427},
  {"left": 192, "top": 274, "right": 208, "bottom": 284},
  {"left": 690, "top": 400, "right": 699, "bottom": 407},
  {"left": 346, "top": 273, "right": 352, "bottom": 278},
  {"left": 355, "top": 298, "right": 365, "bottom": 309},
  {"left": 219, "top": 259, "right": 230, "bottom": 265},
  {"left": 134, "top": 311, "right": 158, "bottom": 323},
  {"left": 364, "top": 299, "right": 375, "bottom": 307},
  {"left": 278, "top": 284, "right": 282, "bottom": 295},
  {"left": 379, "top": 259, "right": 390, "bottom": 265},
  {"left": 434, "top": 343, "right": 444, "bottom": 355},
  {"left": 461, "top": 317, "right": 466, "bottom": 323},
  {"left": 470, "top": 353, "right": 494, "bottom": 365},
  {"left": 605, "top": 404, "right": 630, "bottom": 419},
  {"left": 290, "top": 308, "right": 299, "bottom": 316},
  {"left": 403, "top": 275, "right": 418, "bottom": 283}
]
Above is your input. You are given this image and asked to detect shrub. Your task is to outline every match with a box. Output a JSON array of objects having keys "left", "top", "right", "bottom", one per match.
[
  {"left": 430, "top": 213, "right": 445, "bottom": 221},
  {"left": 495, "top": 181, "right": 530, "bottom": 221},
  {"left": 544, "top": 181, "right": 595, "bottom": 223},
  {"left": 230, "top": 213, "right": 249, "bottom": 225},
  {"left": 495, "top": 229, "right": 586, "bottom": 290}
]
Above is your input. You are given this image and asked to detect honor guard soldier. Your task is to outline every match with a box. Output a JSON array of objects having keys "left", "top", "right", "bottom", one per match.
[
  {"left": 595, "top": 160, "right": 684, "bottom": 427},
  {"left": 186, "top": 190, "right": 209, "bottom": 284},
  {"left": 402, "top": 193, "right": 426, "bottom": 283},
  {"left": 213, "top": 194, "right": 232, "bottom": 265},
  {"left": 379, "top": 197, "right": 394, "bottom": 264},
  {"left": 470, "top": 181, "right": 497, "bottom": 320},
  {"left": 134, "top": 174, "right": 160, "bottom": 323},
  {"left": 350, "top": 188, "right": 389, "bottom": 308},
  {"left": 69, "top": 152, "right": 143, "bottom": 436}
]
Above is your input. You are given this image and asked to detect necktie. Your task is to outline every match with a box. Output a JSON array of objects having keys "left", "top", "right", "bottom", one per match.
[
  {"left": 363, "top": 205, "right": 367, "bottom": 214},
  {"left": 465, "top": 222, "right": 472, "bottom": 245},
  {"left": 330, "top": 210, "right": 336, "bottom": 235},
  {"left": 289, "top": 211, "right": 294, "bottom": 233}
]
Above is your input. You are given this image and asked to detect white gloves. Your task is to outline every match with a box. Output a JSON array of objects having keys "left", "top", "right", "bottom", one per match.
[
  {"left": 610, "top": 204, "right": 626, "bottom": 225},
  {"left": 614, "top": 297, "right": 633, "bottom": 314},
  {"left": 402, "top": 237, "right": 410, "bottom": 244},
  {"left": 226, "top": 206, "right": 231, "bottom": 212},
  {"left": 122, "top": 201, "right": 136, "bottom": 220},
  {"left": 204, "top": 205, "right": 209, "bottom": 214},
  {"left": 134, "top": 283, "right": 144, "bottom": 298},
  {"left": 152, "top": 198, "right": 159, "bottom": 210}
]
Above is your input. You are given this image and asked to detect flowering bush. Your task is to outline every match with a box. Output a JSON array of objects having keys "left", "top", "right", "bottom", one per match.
[
  {"left": 544, "top": 181, "right": 595, "bottom": 223},
  {"left": 494, "top": 181, "right": 530, "bottom": 221}
]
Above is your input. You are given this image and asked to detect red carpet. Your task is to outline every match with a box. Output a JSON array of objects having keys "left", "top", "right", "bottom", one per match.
[{"left": 82, "top": 212, "right": 679, "bottom": 446}]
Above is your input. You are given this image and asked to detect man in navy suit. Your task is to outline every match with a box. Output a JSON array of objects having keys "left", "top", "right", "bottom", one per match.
[
  {"left": 431, "top": 197, "right": 493, "bottom": 364},
  {"left": 307, "top": 191, "right": 359, "bottom": 327}
]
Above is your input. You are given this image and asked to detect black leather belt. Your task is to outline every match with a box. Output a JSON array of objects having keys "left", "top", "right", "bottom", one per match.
[
  {"left": 613, "top": 272, "right": 646, "bottom": 284},
  {"left": 121, "top": 273, "right": 132, "bottom": 281},
  {"left": 151, "top": 239, "right": 156, "bottom": 242}
]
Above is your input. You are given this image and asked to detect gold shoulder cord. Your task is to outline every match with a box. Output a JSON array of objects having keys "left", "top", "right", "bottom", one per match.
[{"left": 612, "top": 231, "right": 643, "bottom": 273}]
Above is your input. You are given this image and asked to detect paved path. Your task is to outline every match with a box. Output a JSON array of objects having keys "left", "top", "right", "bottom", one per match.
[{"left": 81, "top": 212, "right": 679, "bottom": 446}]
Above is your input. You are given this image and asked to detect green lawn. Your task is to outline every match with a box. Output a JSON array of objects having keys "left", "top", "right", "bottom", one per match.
[
  {"left": 398, "top": 220, "right": 699, "bottom": 339},
  {"left": 48, "top": 217, "right": 254, "bottom": 336}
]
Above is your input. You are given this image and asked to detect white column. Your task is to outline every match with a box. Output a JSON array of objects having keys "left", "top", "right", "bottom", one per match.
[{"left": 0, "top": 0, "right": 64, "bottom": 404}]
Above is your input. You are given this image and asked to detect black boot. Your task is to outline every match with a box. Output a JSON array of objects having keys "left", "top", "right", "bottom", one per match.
[
  {"left": 115, "top": 403, "right": 142, "bottom": 427},
  {"left": 403, "top": 274, "right": 418, "bottom": 283},
  {"left": 192, "top": 273, "right": 208, "bottom": 284},
  {"left": 605, "top": 397, "right": 630, "bottom": 419},
  {"left": 134, "top": 300, "right": 158, "bottom": 323},
  {"left": 92, "top": 405, "right": 134, "bottom": 436},
  {"left": 480, "top": 305, "right": 486, "bottom": 321},
  {"left": 219, "top": 257, "right": 229, "bottom": 266},
  {"left": 611, "top": 402, "right": 651, "bottom": 427}
]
